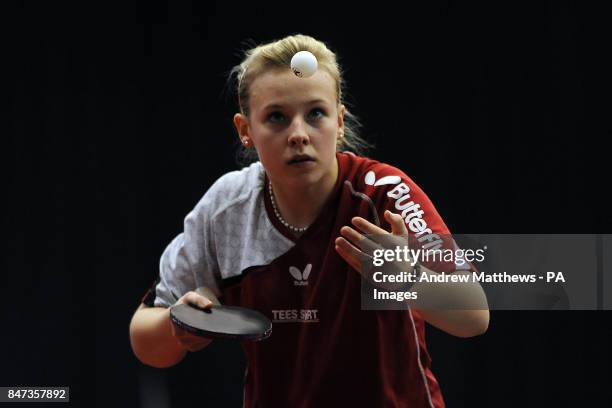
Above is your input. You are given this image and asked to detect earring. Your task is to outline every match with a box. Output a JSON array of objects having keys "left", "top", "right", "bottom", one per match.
[{"left": 242, "top": 138, "right": 249, "bottom": 147}]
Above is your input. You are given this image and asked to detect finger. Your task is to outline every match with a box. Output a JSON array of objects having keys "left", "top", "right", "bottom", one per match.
[
  {"left": 189, "top": 293, "right": 213, "bottom": 310},
  {"left": 347, "top": 218, "right": 406, "bottom": 253},
  {"left": 351, "top": 216, "right": 389, "bottom": 235},
  {"left": 335, "top": 236, "right": 367, "bottom": 272},
  {"left": 340, "top": 226, "right": 383, "bottom": 255},
  {"left": 172, "top": 326, "right": 212, "bottom": 351},
  {"left": 185, "top": 340, "right": 211, "bottom": 352},
  {"left": 179, "top": 291, "right": 213, "bottom": 309},
  {"left": 195, "top": 286, "right": 221, "bottom": 305},
  {"left": 384, "top": 210, "right": 408, "bottom": 236},
  {"left": 177, "top": 333, "right": 211, "bottom": 349},
  {"left": 336, "top": 236, "right": 395, "bottom": 285}
]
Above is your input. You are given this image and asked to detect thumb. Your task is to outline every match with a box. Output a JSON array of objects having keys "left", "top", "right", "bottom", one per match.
[
  {"left": 385, "top": 210, "right": 408, "bottom": 236},
  {"left": 176, "top": 291, "right": 214, "bottom": 310}
]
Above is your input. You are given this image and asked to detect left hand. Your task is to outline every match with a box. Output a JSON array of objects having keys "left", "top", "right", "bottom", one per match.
[{"left": 335, "top": 210, "right": 416, "bottom": 289}]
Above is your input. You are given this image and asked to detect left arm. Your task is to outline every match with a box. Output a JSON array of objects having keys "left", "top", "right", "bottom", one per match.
[{"left": 335, "top": 210, "right": 489, "bottom": 338}]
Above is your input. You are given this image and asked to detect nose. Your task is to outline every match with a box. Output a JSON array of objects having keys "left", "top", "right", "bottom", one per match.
[{"left": 287, "top": 118, "right": 310, "bottom": 147}]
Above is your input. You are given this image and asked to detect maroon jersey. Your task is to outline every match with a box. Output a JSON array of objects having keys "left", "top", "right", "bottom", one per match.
[{"left": 221, "top": 152, "right": 451, "bottom": 408}]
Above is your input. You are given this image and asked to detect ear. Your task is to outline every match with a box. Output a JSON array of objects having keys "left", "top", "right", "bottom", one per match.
[
  {"left": 337, "top": 104, "right": 346, "bottom": 129},
  {"left": 337, "top": 104, "right": 346, "bottom": 143},
  {"left": 233, "top": 113, "right": 251, "bottom": 147}
]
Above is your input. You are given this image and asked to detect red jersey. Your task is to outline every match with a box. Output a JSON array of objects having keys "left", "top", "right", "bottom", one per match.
[{"left": 220, "top": 152, "right": 451, "bottom": 407}]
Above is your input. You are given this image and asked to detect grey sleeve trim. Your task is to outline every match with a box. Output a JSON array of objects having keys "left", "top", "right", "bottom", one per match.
[{"left": 344, "top": 180, "right": 381, "bottom": 226}]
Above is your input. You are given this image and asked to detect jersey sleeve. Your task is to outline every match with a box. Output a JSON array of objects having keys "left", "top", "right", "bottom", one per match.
[
  {"left": 152, "top": 187, "right": 222, "bottom": 308},
  {"left": 361, "top": 161, "right": 458, "bottom": 273}
]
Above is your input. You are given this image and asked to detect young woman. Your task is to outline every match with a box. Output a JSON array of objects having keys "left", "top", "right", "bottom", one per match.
[{"left": 130, "top": 34, "right": 489, "bottom": 408}]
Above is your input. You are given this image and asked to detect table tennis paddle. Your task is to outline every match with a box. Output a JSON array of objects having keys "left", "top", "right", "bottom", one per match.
[{"left": 169, "top": 303, "right": 272, "bottom": 341}]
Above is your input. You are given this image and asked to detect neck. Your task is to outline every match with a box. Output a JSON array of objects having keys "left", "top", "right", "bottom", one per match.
[{"left": 269, "top": 158, "right": 339, "bottom": 229}]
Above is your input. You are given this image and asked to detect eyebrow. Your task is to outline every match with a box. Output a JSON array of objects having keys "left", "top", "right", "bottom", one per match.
[{"left": 262, "top": 99, "right": 328, "bottom": 111}]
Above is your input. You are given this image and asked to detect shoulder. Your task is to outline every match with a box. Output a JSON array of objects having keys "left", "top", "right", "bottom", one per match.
[
  {"left": 191, "top": 162, "right": 265, "bottom": 219},
  {"left": 337, "top": 151, "right": 442, "bottom": 220},
  {"left": 337, "top": 153, "right": 451, "bottom": 237},
  {"left": 337, "top": 151, "right": 416, "bottom": 191}
]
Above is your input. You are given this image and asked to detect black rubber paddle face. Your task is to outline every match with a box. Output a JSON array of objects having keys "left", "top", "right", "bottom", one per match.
[{"left": 170, "top": 304, "right": 272, "bottom": 341}]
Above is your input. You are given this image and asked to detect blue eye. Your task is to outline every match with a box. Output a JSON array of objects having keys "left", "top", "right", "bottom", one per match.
[
  {"left": 267, "top": 112, "right": 285, "bottom": 123},
  {"left": 308, "top": 108, "right": 326, "bottom": 121}
]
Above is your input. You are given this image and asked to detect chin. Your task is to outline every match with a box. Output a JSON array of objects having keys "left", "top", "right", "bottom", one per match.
[{"left": 285, "top": 169, "right": 324, "bottom": 188}]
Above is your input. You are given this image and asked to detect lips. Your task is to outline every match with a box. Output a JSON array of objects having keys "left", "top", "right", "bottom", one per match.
[{"left": 287, "top": 154, "right": 315, "bottom": 164}]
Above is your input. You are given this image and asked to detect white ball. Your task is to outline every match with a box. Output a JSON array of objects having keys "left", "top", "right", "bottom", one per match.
[{"left": 290, "top": 51, "right": 318, "bottom": 78}]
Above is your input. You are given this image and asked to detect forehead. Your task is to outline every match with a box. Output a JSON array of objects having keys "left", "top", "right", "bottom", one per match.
[{"left": 248, "top": 68, "right": 337, "bottom": 111}]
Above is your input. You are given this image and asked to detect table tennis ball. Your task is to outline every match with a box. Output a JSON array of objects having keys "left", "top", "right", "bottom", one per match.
[{"left": 290, "top": 51, "right": 318, "bottom": 78}]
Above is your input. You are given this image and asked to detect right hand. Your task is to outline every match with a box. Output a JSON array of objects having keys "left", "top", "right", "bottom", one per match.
[{"left": 170, "top": 290, "right": 215, "bottom": 352}]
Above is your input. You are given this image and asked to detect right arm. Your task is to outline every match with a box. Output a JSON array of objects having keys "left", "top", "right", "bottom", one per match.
[
  {"left": 131, "top": 172, "right": 234, "bottom": 367},
  {"left": 129, "top": 289, "right": 218, "bottom": 368}
]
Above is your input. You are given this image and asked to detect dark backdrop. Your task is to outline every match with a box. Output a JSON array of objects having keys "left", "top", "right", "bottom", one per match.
[{"left": 4, "top": 1, "right": 611, "bottom": 407}]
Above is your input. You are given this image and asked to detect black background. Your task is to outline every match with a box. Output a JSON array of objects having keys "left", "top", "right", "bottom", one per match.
[{"left": 3, "top": 1, "right": 611, "bottom": 407}]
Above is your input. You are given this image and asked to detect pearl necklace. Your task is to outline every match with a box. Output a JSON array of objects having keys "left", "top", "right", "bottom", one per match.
[{"left": 268, "top": 181, "right": 309, "bottom": 233}]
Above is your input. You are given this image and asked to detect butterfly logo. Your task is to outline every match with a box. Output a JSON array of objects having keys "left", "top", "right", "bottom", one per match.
[
  {"left": 289, "top": 264, "right": 312, "bottom": 286},
  {"left": 364, "top": 171, "right": 401, "bottom": 187}
]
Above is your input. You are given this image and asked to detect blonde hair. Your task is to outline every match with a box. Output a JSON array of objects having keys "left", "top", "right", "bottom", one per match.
[{"left": 229, "top": 34, "right": 370, "bottom": 160}]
